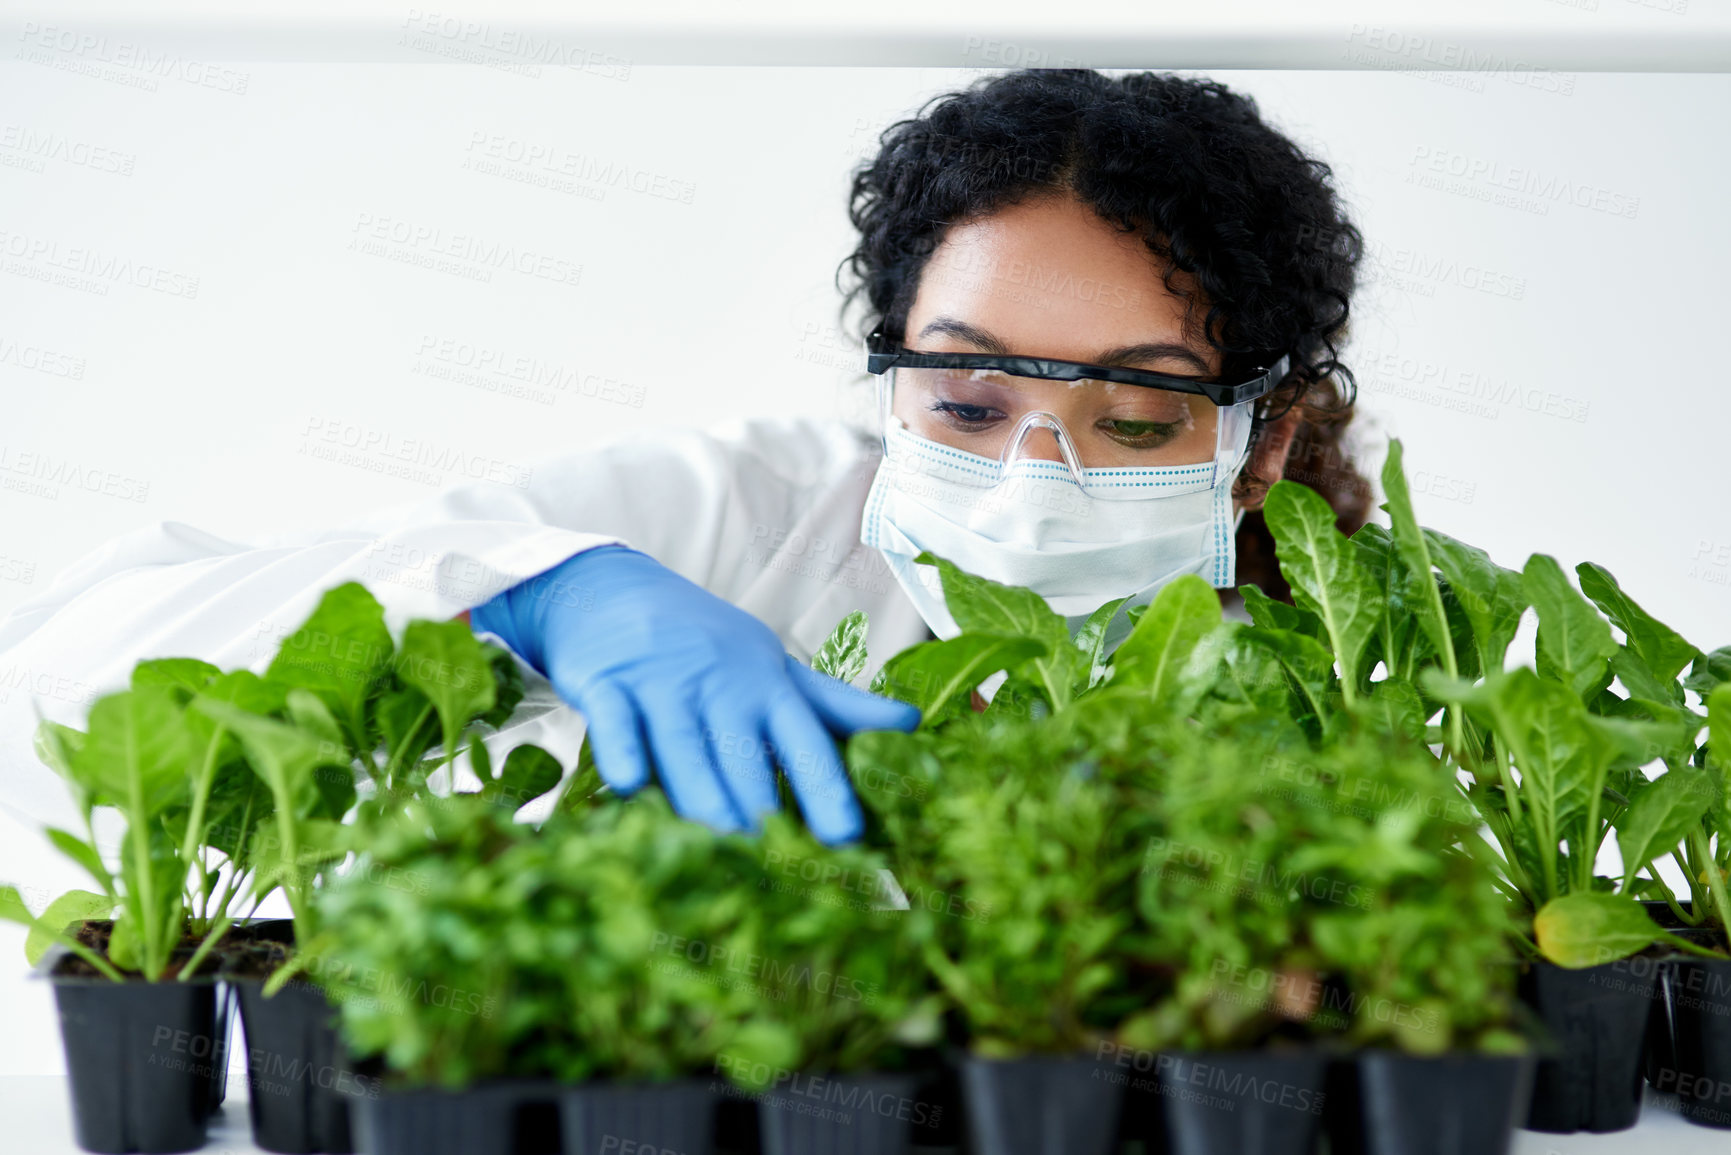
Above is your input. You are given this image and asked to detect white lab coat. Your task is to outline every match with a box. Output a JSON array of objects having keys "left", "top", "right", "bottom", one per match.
[{"left": 0, "top": 416, "right": 932, "bottom": 833}]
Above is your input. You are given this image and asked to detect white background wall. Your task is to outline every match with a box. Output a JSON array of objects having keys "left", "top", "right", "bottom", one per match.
[{"left": 2, "top": 28, "right": 1729, "bottom": 1078}]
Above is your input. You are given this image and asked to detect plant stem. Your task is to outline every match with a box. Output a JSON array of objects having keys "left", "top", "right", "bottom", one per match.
[
  {"left": 125, "top": 738, "right": 164, "bottom": 981},
  {"left": 178, "top": 915, "right": 233, "bottom": 982},
  {"left": 1490, "top": 735, "right": 1522, "bottom": 826},
  {"left": 383, "top": 703, "right": 435, "bottom": 788},
  {"left": 1689, "top": 827, "right": 1731, "bottom": 942},
  {"left": 1656, "top": 928, "right": 1729, "bottom": 959},
  {"left": 1467, "top": 786, "right": 1535, "bottom": 903},
  {"left": 54, "top": 932, "right": 126, "bottom": 982},
  {"left": 179, "top": 727, "right": 226, "bottom": 917},
  {"left": 1651, "top": 870, "right": 1703, "bottom": 927}
]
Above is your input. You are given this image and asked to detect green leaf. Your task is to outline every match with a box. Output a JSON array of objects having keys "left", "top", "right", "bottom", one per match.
[
  {"left": 74, "top": 688, "right": 192, "bottom": 820},
  {"left": 1425, "top": 528, "right": 1528, "bottom": 672},
  {"left": 1350, "top": 524, "right": 1413, "bottom": 680},
  {"left": 1380, "top": 440, "right": 1455, "bottom": 674},
  {"left": 266, "top": 582, "right": 394, "bottom": 753},
  {"left": 1109, "top": 575, "right": 1223, "bottom": 706},
  {"left": 108, "top": 909, "right": 148, "bottom": 972},
  {"left": 1524, "top": 555, "right": 1617, "bottom": 701},
  {"left": 482, "top": 745, "right": 563, "bottom": 811},
  {"left": 1533, "top": 892, "right": 1660, "bottom": 967},
  {"left": 1362, "top": 679, "right": 1428, "bottom": 743},
  {"left": 1617, "top": 766, "right": 1717, "bottom": 889},
  {"left": 192, "top": 697, "right": 339, "bottom": 815},
  {"left": 556, "top": 738, "right": 606, "bottom": 814},
  {"left": 1237, "top": 584, "right": 1323, "bottom": 637},
  {"left": 871, "top": 634, "right": 1047, "bottom": 724},
  {"left": 396, "top": 619, "right": 497, "bottom": 766},
  {"left": 1577, "top": 562, "right": 1699, "bottom": 685},
  {"left": 375, "top": 685, "right": 437, "bottom": 777},
  {"left": 131, "top": 658, "right": 222, "bottom": 700},
  {"left": 200, "top": 763, "right": 274, "bottom": 862},
  {"left": 1684, "top": 647, "right": 1731, "bottom": 700},
  {"left": 915, "top": 552, "right": 1080, "bottom": 709},
  {"left": 477, "top": 641, "right": 526, "bottom": 729},
  {"left": 0, "top": 885, "right": 34, "bottom": 929},
  {"left": 1710, "top": 685, "right": 1730, "bottom": 771},
  {"left": 44, "top": 828, "right": 113, "bottom": 896},
  {"left": 286, "top": 688, "right": 347, "bottom": 757},
  {"left": 34, "top": 718, "right": 90, "bottom": 798},
  {"left": 25, "top": 890, "right": 114, "bottom": 967},
  {"left": 1243, "top": 628, "right": 1338, "bottom": 735},
  {"left": 1212, "top": 628, "right": 1294, "bottom": 715},
  {"left": 1433, "top": 666, "right": 1611, "bottom": 899},
  {"left": 1607, "top": 648, "right": 1688, "bottom": 717},
  {"left": 468, "top": 731, "right": 493, "bottom": 785},
  {"left": 1071, "top": 596, "right": 1128, "bottom": 692},
  {"left": 1264, "top": 480, "right": 1379, "bottom": 701},
  {"left": 811, "top": 610, "right": 870, "bottom": 685},
  {"left": 979, "top": 673, "right": 1050, "bottom": 723}
]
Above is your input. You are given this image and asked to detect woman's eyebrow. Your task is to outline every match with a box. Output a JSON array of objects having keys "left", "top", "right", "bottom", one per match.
[{"left": 915, "top": 316, "right": 1211, "bottom": 373}]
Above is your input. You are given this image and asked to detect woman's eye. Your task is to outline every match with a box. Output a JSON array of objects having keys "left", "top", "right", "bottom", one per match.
[
  {"left": 1101, "top": 419, "right": 1181, "bottom": 445},
  {"left": 931, "top": 401, "right": 999, "bottom": 426}
]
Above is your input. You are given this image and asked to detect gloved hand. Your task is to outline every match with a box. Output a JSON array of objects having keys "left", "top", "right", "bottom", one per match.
[{"left": 470, "top": 544, "right": 920, "bottom": 844}]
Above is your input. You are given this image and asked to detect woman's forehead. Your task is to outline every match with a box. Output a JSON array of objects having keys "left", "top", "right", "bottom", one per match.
[{"left": 908, "top": 195, "right": 1217, "bottom": 373}]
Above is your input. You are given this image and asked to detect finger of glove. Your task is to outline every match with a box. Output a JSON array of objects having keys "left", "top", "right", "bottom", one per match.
[
  {"left": 703, "top": 705, "right": 781, "bottom": 832},
  {"left": 568, "top": 680, "right": 652, "bottom": 795},
  {"left": 785, "top": 655, "right": 922, "bottom": 734},
  {"left": 765, "top": 693, "right": 864, "bottom": 846},
  {"left": 637, "top": 690, "right": 748, "bottom": 834}
]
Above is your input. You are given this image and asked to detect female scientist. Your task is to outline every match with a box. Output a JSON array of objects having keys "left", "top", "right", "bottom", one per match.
[{"left": 0, "top": 69, "right": 1370, "bottom": 847}]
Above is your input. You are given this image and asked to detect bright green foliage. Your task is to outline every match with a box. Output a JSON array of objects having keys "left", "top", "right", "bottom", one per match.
[
  {"left": 6, "top": 581, "right": 554, "bottom": 983},
  {"left": 844, "top": 434, "right": 1731, "bottom": 1020},
  {"left": 304, "top": 790, "right": 935, "bottom": 1089}
]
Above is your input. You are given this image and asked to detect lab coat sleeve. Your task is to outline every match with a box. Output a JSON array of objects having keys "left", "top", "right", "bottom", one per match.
[{"left": 0, "top": 420, "right": 773, "bottom": 831}]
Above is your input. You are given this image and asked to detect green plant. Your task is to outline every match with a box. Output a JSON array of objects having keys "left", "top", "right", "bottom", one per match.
[
  {"left": 303, "top": 788, "right": 935, "bottom": 1089},
  {"left": 1, "top": 683, "right": 231, "bottom": 981},
  {"left": 1, "top": 581, "right": 556, "bottom": 984},
  {"left": 830, "top": 436, "right": 1730, "bottom": 1053},
  {"left": 1124, "top": 716, "right": 1523, "bottom": 1054},
  {"left": 849, "top": 697, "right": 1147, "bottom": 1058}
]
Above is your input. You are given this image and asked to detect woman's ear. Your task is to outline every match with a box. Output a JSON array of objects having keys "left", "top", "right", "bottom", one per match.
[{"left": 1238, "top": 407, "right": 1304, "bottom": 512}]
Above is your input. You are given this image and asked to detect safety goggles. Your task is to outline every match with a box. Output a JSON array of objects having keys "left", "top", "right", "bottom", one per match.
[{"left": 864, "top": 326, "right": 1291, "bottom": 489}]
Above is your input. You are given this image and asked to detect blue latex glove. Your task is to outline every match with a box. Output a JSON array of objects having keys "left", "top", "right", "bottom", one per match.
[{"left": 470, "top": 544, "right": 920, "bottom": 844}]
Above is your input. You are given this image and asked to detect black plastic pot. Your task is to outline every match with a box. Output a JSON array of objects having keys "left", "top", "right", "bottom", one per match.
[
  {"left": 960, "top": 1054, "right": 1123, "bottom": 1155},
  {"left": 1660, "top": 956, "right": 1731, "bottom": 1128},
  {"left": 906, "top": 1063, "right": 961, "bottom": 1148},
  {"left": 353, "top": 1080, "right": 558, "bottom": 1155},
  {"left": 219, "top": 918, "right": 358, "bottom": 1152},
  {"left": 1518, "top": 957, "right": 1658, "bottom": 1132},
  {"left": 559, "top": 1080, "right": 719, "bottom": 1155},
  {"left": 234, "top": 976, "right": 359, "bottom": 1153},
  {"left": 756, "top": 1071, "right": 920, "bottom": 1155},
  {"left": 1328, "top": 1051, "right": 1533, "bottom": 1155},
  {"left": 1636, "top": 903, "right": 1724, "bottom": 1091},
  {"left": 1156, "top": 1051, "right": 1328, "bottom": 1155},
  {"left": 50, "top": 963, "right": 223, "bottom": 1153},
  {"left": 209, "top": 979, "right": 237, "bottom": 1111}
]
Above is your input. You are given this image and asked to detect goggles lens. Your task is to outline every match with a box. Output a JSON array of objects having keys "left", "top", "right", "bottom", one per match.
[{"left": 888, "top": 364, "right": 1223, "bottom": 471}]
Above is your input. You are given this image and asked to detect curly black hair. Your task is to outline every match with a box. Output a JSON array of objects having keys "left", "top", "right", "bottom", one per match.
[{"left": 836, "top": 68, "right": 1373, "bottom": 600}]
